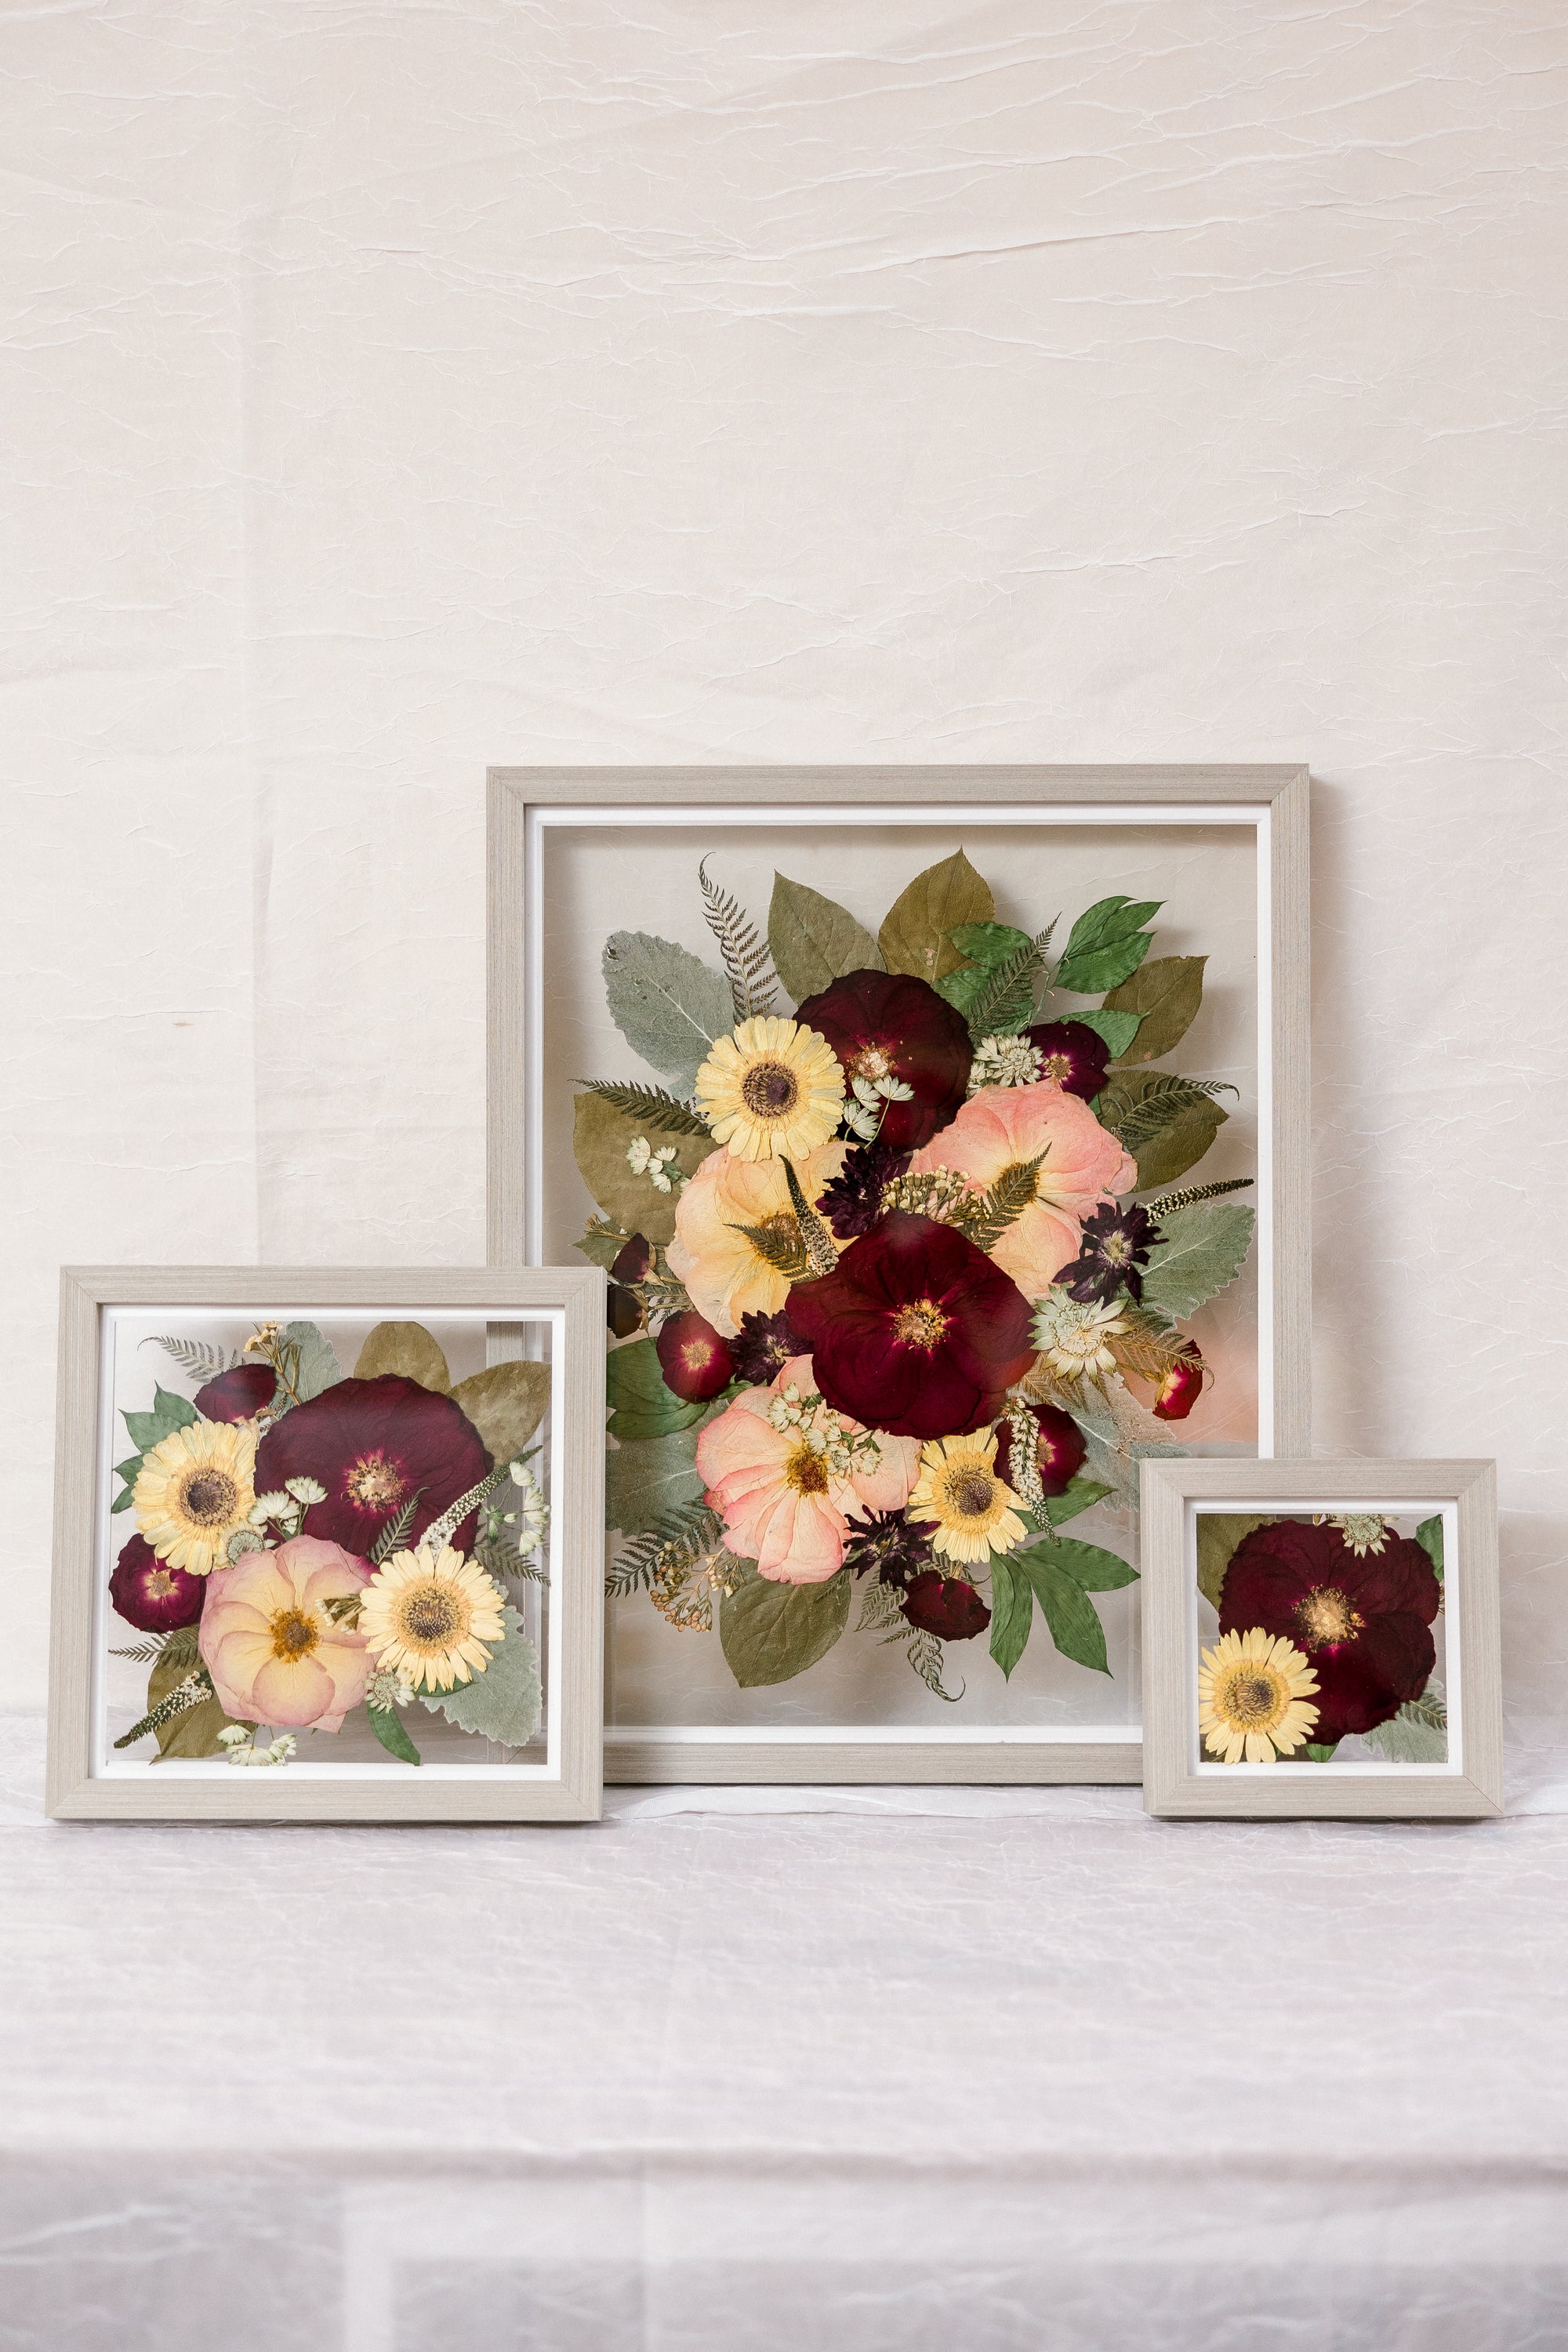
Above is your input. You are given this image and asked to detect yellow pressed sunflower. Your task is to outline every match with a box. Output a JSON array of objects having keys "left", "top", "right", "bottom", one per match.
[
  {"left": 906, "top": 1431, "right": 1028, "bottom": 1566},
  {"left": 132, "top": 1419, "right": 257, "bottom": 1575},
  {"left": 359, "top": 1545, "right": 506, "bottom": 1693},
  {"left": 694, "top": 1015, "right": 846, "bottom": 1163},
  {"left": 1198, "top": 1626, "right": 1320, "bottom": 1765}
]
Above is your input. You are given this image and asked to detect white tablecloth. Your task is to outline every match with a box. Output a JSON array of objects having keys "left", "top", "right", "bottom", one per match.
[{"left": 4, "top": 1715, "right": 1566, "bottom": 2350}]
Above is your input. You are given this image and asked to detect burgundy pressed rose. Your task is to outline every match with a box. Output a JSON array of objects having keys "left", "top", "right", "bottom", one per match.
[
  {"left": 655, "top": 1309, "right": 736, "bottom": 1403},
  {"left": 994, "top": 1402, "right": 1087, "bottom": 1499},
  {"left": 901, "top": 1570, "right": 991, "bottom": 1642},
  {"left": 193, "top": 1363, "right": 277, "bottom": 1423},
  {"left": 1021, "top": 1019, "right": 1111, "bottom": 1102},
  {"left": 1219, "top": 1519, "right": 1441, "bottom": 1744},
  {"left": 729, "top": 1309, "right": 797, "bottom": 1387},
  {"left": 607, "top": 1234, "right": 652, "bottom": 1338},
  {"left": 794, "top": 970, "right": 972, "bottom": 1151},
  {"left": 786, "top": 1210, "right": 1036, "bottom": 1440},
  {"left": 1152, "top": 1345, "right": 1203, "bottom": 1421},
  {"left": 255, "top": 1374, "right": 492, "bottom": 1554},
  {"left": 109, "top": 1533, "right": 205, "bottom": 1632}
]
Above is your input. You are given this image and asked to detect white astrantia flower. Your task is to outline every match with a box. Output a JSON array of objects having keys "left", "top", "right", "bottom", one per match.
[
  {"left": 365, "top": 1664, "right": 416, "bottom": 1711},
  {"left": 967, "top": 1034, "right": 1045, "bottom": 1094},
  {"left": 1030, "top": 1290, "right": 1127, "bottom": 1381},
  {"left": 1331, "top": 1514, "right": 1392, "bottom": 1558}
]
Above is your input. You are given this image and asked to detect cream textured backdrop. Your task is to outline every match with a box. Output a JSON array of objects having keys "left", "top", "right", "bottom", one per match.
[{"left": 5, "top": 0, "right": 1565, "bottom": 1722}]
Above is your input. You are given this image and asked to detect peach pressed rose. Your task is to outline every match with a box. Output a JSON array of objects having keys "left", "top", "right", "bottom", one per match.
[
  {"left": 667, "top": 1139, "right": 847, "bottom": 1338},
  {"left": 911, "top": 1083, "right": 1136, "bottom": 1300},
  {"left": 695, "top": 1355, "right": 919, "bottom": 1584},
  {"left": 199, "top": 1535, "right": 373, "bottom": 1732}
]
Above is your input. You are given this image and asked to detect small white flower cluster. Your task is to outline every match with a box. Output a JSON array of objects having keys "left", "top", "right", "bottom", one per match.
[
  {"left": 365, "top": 1665, "right": 416, "bottom": 1711},
  {"left": 843, "top": 1067, "right": 915, "bottom": 1142},
  {"left": 481, "top": 1459, "right": 551, "bottom": 1559},
  {"left": 1031, "top": 1290, "right": 1127, "bottom": 1380},
  {"left": 217, "top": 1726, "right": 298, "bottom": 1768},
  {"left": 626, "top": 1136, "right": 684, "bottom": 1192},
  {"left": 765, "top": 1383, "right": 883, "bottom": 1477},
  {"left": 233, "top": 1475, "right": 328, "bottom": 1560},
  {"left": 967, "top": 1034, "right": 1044, "bottom": 1094},
  {"left": 998, "top": 1401, "right": 1047, "bottom": 1513}
]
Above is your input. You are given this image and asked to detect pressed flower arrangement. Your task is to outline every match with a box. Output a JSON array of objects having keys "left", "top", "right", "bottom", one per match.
[
  {"left": 572, "top": 845, "right": 1259, "bottom": 1704},
  {"left": 103, "top": 1316, "right": 554, "bottom": 1768}
]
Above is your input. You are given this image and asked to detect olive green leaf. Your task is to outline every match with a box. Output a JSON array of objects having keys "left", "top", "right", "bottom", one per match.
[
  {"left": 1029, "top": 1535, "right": 1138, "bottom": 1591},
  {"left": 146, "top": 1646, "right": 243, "bottom": 1762},
  {"left": 1414, "top": 1515, "right": 1445, "bottom": 1583},
  {"left": 1301, "top": 1743, "right": 1341, "bottom": 1763},
  {"left": 1054, "top": 896, "right": 1161, "bottom": 996},
  {"left": 572, "top": 1091, "right": 713, "bottom": 1247},
  {"left": 1141, "top": 1203, "right": 1255, "bottom": 1322},
  {"left": 450, "top": 1360, "right": 551, "bottom": 1465},
  {"left": 607, "top": 1338, "right": 708, "bottom": 1443},
  {"left": 1103, "top": 955, "right": 1207, "bottom": 1065},
  {"left": 1095, "top": 1067, "right": 1230, "bottom": 1189},
  {"left": 1069, "top": 1007, "right": 1143, "bottom": 1058},
  {"left": 606, "top": 1425, "right": 707, "bottom": 1535},
  {"left": 1045, "top": 1476, "right": 1114, "bottom": 1526},
  {"left": 368, "top": 1705, "right": 421, "bottom": 1765},
  {"left": 768, "top": 873, "right": 884, "bottom": 1004},
  {"left": 601, "top": 930, "right": 733, "bottom": 1094},
  {"left": 988, "top": 1555, "right": 1034, "bottom": 1680},
  {"left": 421, "top": 1607, "right": 542, "bottom": 1747},
  {"left": 354, "top": 1322, "right": 452, "bottom": 1392},
  {"left": 1019, "top": 1550, "right": 1111, "bottom": 1675},
  {"left": 877, "top": 850, "right": 994, "bottom": 984},
  {"left": 575, "top": 1216, "right": 633, "bottom": 1272},
  {"left": 1195, "top": 1514, "right": 1269, "bottom": 1612},
  {"left": 720, "top": 1570, "right": 851, "bottom": 1688}
]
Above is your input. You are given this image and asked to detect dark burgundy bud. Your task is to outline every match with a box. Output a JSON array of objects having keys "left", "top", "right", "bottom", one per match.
[{"left": 655, "top": 1309, "right": 736, "bottom": 1403}]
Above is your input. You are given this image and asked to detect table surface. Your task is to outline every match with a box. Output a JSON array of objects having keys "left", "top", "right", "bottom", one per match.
[{"left": 3, "top": 1717, "right": 1566, "bottom": 2350}]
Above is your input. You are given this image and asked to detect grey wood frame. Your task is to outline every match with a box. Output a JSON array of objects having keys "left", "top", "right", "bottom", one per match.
[
  {"left": 48, "top": 1266, "right": 606, "bottom": 1823},
  {"left": 488, "top": 764, "right": 1311, "bottom": 1786},
  {"left": 1140, "top": 1458, "right": 1501, "bottom": 1818}
]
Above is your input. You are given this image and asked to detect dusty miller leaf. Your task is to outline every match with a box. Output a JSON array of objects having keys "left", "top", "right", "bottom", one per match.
[
  {"left": 420, "top": 1607, "right": 542, "bottom": 1748},
  {"left": 278, "top": 1321, "right": 342, "bottom": 1405},
  {"left": 1103, "top": 955, "right": 1207, "bottom": 1065},
  {"left": 768, "top": 873, "right": 884, "bottom": 1003},
  {"left": 877, "top": 851, "right": 993, "bottom": 984},
  {"left": 1361, "top": 1678, "right": 1447, "bottom": 1762},
  {"left": 1141, "top": 1203, "right": 1255, "bottom": 1322},
  {"left": 720, "top": 1570, "right": 851, "bottom": 1688},
  {"left": 602, "top": 931, "right": 733, "bottom": 1094}
]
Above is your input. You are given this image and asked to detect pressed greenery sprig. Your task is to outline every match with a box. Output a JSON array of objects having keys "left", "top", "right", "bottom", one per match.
[
  {"left": 1097, "top": 1073, "right": 1236, "bottom": 1155},
  {"left": 699, "top": 857, "right": 778, "bottom": 1023},
  {"left": 578, "top": 1080, "right": 710, "bottom": 1136},
  {"left": 962, "top": 923, "right": 1057, "bottom": 1039},
  {"left": 113, "top": 1668, "right": 216, "bottom": 1750},
  {"left": 1144, "top": 1175, "right": 1254, "bottom": 1214}
]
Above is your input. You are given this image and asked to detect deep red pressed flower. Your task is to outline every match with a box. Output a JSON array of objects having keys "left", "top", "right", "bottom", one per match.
[
  {"left": 193, "top": 1363, "right": 276, "bottom": 1423},
  {"left": 994, "top": 1401, "right": 1087, "bottom": 1498},
  {"left": 901, "top": 1570, "right": 990, "bottom": 1642},
  {"left": 843, "top": 1508, "right": 935, "bottom": 1587},
  {"left": 607, "top": 1234, "right": 652, "bottom": 1338},
  {"left": 255, "top": 1374, "right": 492, "bottom": 1554},
  {"left": 1152, "top": 1345, "right": 1203, "bottom": 1421},
  {"left": 656, "top": 1308, "right": 736, "bottom": 1402},
  {"left": 794, "top": 970, "right": 972, "bottom": 1150},
  {"left": 109, "top": 1533, "right": 205, "bottom": 1632},
  {"left": 1219, "top": 1519, "right": 1441, "bottom": 1744},
  {"left": 729, "top": 1310, "right": 797, "bottom": 1387},
  {"left": 1022, "top": 1019, "right": 1111, "bottom": 1102},
  {"left": 786, "top": 1210, "right": 1036, "bottom": 1440}
]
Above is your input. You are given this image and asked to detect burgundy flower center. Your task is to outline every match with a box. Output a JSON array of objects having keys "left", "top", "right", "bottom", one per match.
[
  {"left": 1040, "top": 1054, "right": 1073, "bottom": 1083},
  {"left": 144, "top": 1567, "right": 179, "bottom": 1599},
  {"left": 785, "top": 1444, "right": 831, "bottom": 1497},
  {"left": 1295, "top": 1586, "right": 1365, "bottom": 1650},
  {"left": 944, "top": 1468, "right": 996, "bottom": 1519},
  {"left": 399, "top": 1587, "right": 463, "bottom": 1645},
  {"left": 891, "top": 1298, "right": 950, "bottom": 1351},
  {"left": 848, "top": 1044, "right": 895, "bottom": 1084},
  {"left": 178, "top": 1468, "right": 238, "bottom": 1526},
  {"left": 269, "top": 1606, "right": 320, "bottom": 1662},
  {"left": 741, "top": 1062, "right": 799, "bottom": 1117},
  {"left": 343, "top": 1451, "right": 408, "bottom": 1512}
]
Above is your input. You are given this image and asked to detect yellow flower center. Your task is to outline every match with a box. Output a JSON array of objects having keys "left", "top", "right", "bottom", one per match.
[
  {"left": 394, "top": 1584, "right": 468, "bottom": 1650},
  {"left": 1040, "top": 1053, "right": 1073, "bottom": 1083},
  {"left": 343, "top": 1452, "right": 408, "bottom": 1510},
  {"left": 177, "top": 1468, "right": 239, "bottom": 1526},
  {"left": 145, "top": 1567, "right": 179, "bottom": 1599},
  {"left": 785, "top": 1443, "right": 831, "bottom": 1496},
  {"left": 942, "top": 1466, "right": 997, "bottom": 1520},
  {"left": 269, "top": 1606, "right": 321, "bottom": 1662},
  {"left": 850, "top": 1045, "right": 894, "bottom": 1084},
  {"left": 740, "top": 1061, "right": 800, "bottom": 1120},
  {"left": 892, "top": 1298, "right": 949, "bottom": 1350},
  {"left": 1214, "top": 1663, "right": 1287, "bottom": 1732},
  {"left": 1295, "top": 1586, "right": 1365, "bottom": 1650}
]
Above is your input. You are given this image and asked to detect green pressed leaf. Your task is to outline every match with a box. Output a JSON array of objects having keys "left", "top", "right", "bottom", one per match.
[
  {"left": 1414, "top": 1515, "right": 1445, "bottom": 1583},
  {"left": 1045, "top": 1476, "right": 1114, "bottom": 1527},
  {"left": 1196, "top": 1514, "right": 1269, "bottom": 1612},
  {"left": 1021, "top": 1553, "right": 1111, "bottom": 1675},
  {"left": 1070, "top": 1007, "right": 1143, "bottom": 1058},
  {"left": 607, "top": 1338, "right": 707, "bottom": 1442},
  {"left": 572, "top": 1091, "right": 713, "bottom": 1248},
  {"left": 575, "top": 1217, "right": 633, "bottom": 1271},
  {"left": 278, "top": 1321, "right": 343, "bottom": 1405},
  {"left": 1361, "top": 1677, "right": 1447, "bottom": 1762},
  {"left": 1098, "top": 1067, "right": 1229, "bottom": 1189},
  {"left": 368, "top": 1704, "right": 422, "bottom": 1765},
  {"left": 110, "top": 1487, "right": 135, "bottom": 1514},
  {"left": 1141, "top": 1203, "right": 1256, "bottom": 1322},
  {"left": 1054, "top": 895, "right": 1161, "bottom": 996},
  {"left": 354, "top": 1321, "right": 452, "bottom": 1392},
  {"left": 877, "top": 851, "right": 994, "bottom": 984},
  {"left": 989, "top": 1555, "right": 1033, "bottom": 1680},
  {"left": 1301, "top": 1743, "right": 1341, "bottom": 1764},
  {"left": 940, "top": 927, "right": 1051, "bottom": 1037},
  {"left": 720, "top": 1570, "right": 851, "bottom": 1688},
  {"left": 422, "top": 1609, "right": 542, "bottom": 1748},
  {"left": 1026, "top": 1535, "right": 1138, "bottom": 1592},
  {"left": 1103, "top": 955, "right": 1207, "bottom": 1065},
  {"left": 768, "top": 873, "right": 884, "bottom": 1002},
  {"left": 947, "top": 921, "right": 1031, "bottom": 973},
  {"left": 602, "top": 930, "right": 733, "bottom": 1094},
  {"left": 450, "top": 1360, "right": 551, "bottom": 1465},
  {"left": 122, "top": 1385, "right": 199, "bottom": 1454},
  {"left": 146, "top": 1647, "right": 242, "bottom": 1762},
  {"left": 606, "top": 1425, "right": 707, "bottom": 1535},
  {"left": 577, "top": 1080, "right": 710, "bottom": 1135}
]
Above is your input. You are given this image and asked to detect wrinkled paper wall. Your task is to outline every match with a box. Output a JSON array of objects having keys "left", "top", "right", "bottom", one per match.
[{"left": 5, "top": 1, "right": 1565, "bottom": 1718}]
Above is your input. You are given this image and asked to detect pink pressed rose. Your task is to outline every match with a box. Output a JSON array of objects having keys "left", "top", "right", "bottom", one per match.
[
  {"left": 911, "top": 1083, "right": 1136, "bottom": 1300},
  {"left": 198, "top": 1535, "right": 373, "bottom": 1732},
  {"left": 695, "top": 1354, "right": 919, "bottom": 1584}
]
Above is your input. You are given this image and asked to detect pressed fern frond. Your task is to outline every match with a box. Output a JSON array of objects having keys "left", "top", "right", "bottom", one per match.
[
  {"left": 964, "top": 1152, "right": 1047, "bottom": 1251},
  {"left": 903, "top": 1626, "right": 963, "bottom": 1703},
  {"left": 370, "top": 1490, "right": 423, "bottom": 1565},
  {"left": 1098, "top": 1073, "right": 1236, "bottom": 1153},
  {"left": 142, "top": 1336, "right": 238, "bottom": 1383},
  {"left": 1143, "top": 1176, "right": 1254, "bottom": 1214},
  {"left": 727, "top": 1216, "right": 813, "bottom": 1279},
  {"left": 578, "top": 1080, "right": 710, "bottom": 1136},
  {"left": 699, "top": 857, "right": 777, "bottom": 1022},
  {"left": 964, "top": 923, "right": 1056, "bottom": 1039},
  {"left": 1109, "top": 1307, "right": 1200, "bottom": 1383},
  {"left": 607, "top": 1502, "right": 727, "bottom": 1598},
  {"left": 855, "top": 1573, "right": 906, "bottom": 1635},
  {"left": 1398, "top": 1686, "right": 1447, "bottom": 1732}
]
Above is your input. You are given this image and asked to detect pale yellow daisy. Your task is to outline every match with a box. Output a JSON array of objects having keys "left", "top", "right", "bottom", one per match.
[
  {"left": 359, "top": 1545, "right": 507, "bottom": 1693},
  {"left": 906, "top": 1431, "right": 1029, "bottom": 1567},
  {"left": 133, "top": 1419, "right": 257, "bottom": 1575},
  {"left": 1199, "top": 1626, "right": 1319, "bottom": 1764},
  {"left": 694, "top": 1015, "right": 846, "bottom": 1162}
]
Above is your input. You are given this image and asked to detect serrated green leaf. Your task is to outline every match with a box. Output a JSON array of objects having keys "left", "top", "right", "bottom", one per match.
[
  {"left": 421, "top": 1608, "right": 542, "bottom": 1747},
  {"left": 1141, "top": 1203, "right": 1255, "bottom": 1321},
  {"left": 768, "top": 873, "right": 884, "bottom": 1002},
  {"left": 368, "top": 1705, "right": 422, "bottom": 1764},
  {"left": 606, "top": 1425, "right": 708, "bottom": 1535},
  {"left": 720, "top": 1570, "right": 851, "bottom": 1687},
  {"left": 1070, "top": 1007, "right": 1143, "bottom": 1057},
  {"left": 607, "top": 1338, "right": 708, "bottom": 1442},
  {"left": 278, "top": 1321, "right": 342, "bottom": 1405},
  {"left": 989, "top": 1555, "right": 1033, "bottom": 1679},
  {"left": 1414, "top": 1515, "right": 1445, "bottom": 1584},
  {"left": 1045, "top": 1475, "right": 1113, "bottom": 1527},
  {"left": 1196, "top": 1514, "right": 1269, "bottom": 1612},
  {"left": 1054, "top": 896, "right": 1161, "bottom": 995},
  {"left": 1103, "top": 955, "right": 1207, "bottom": 1065},
  {"left": 1065, "top": 895, "right": 1162, "bottom": 955},
  {"left": 1020, "top": 1552, "right": 1111, "bottom": 1675},
  {"left": 122, "top": 1386, "right": 199, "bottom": 1454},
  {"left": 948, "top": 921, "right": 1031, "bottom": 971},
  {"left": 1025, "top": 1534, "right": 1138, "bottom": 1592},
  {"left": 877, "top": 851, "right": 994, "bottom": 984},
  {"left": 602, "top": 930, "right": 733, "bottom": 1094},
  {"left": 572, "top": 1091, "right": 713, "bottom": 1248}
]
